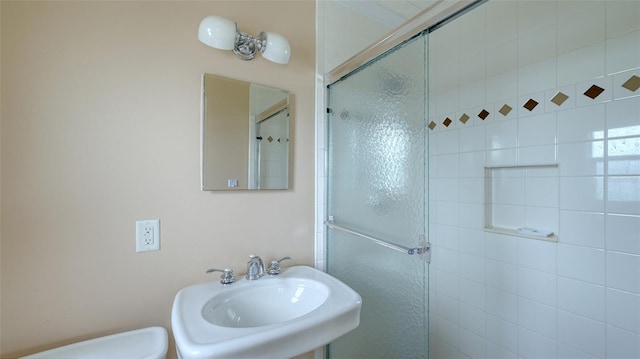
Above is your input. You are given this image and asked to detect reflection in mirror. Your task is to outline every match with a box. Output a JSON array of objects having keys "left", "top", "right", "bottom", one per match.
[{"left": 201, "top": 74, "right": 290, "bottom": 190}]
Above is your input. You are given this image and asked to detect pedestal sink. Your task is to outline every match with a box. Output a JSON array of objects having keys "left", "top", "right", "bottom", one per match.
[{"left": 171, "top": 265, "right": 362, "bottom": 359}]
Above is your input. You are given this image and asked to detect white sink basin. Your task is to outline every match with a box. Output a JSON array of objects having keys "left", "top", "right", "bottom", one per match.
[
  {"left": 202, "top": 277, "right": 329, "bottom": 328},
  {"left": 171, "top": 265, "right": 362, "bottom": 359}
]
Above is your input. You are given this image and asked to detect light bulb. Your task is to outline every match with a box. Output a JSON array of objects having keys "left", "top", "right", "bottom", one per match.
[
  {"left": 198, "top": 16, "right": 236, "bottom": 50},
  {"left": 261, "top": 32, "right": 291, "bottom": 64}
]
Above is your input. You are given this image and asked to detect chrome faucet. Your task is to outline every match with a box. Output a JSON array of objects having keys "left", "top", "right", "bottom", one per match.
[{"left": 246, "top": 255, "right": 265, "bottom": 280}]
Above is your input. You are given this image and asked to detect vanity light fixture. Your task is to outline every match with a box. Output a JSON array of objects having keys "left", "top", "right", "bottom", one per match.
[{"left": 198, "top": 16, "right": 291, "bottom": 65}]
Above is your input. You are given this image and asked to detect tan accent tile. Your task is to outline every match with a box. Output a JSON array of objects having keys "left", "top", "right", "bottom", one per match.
[
  {"left": 550, "top": 91, "right": 569, "bottom": 106},
  {"left": 622, "top": 75, "right": 640, "bottom": 92},
  {"left": 584, "top": 84, "right": 605, "bottom": 99},
  {"left": 459, "top": 113, "right": 470, "bottom": 124},
  {"left": 498, "top": 104, "right": 512, "bottom": 116},
  {"left": 267, "top": 136, "right": 274, "bottom": 142},
  {"left": 478, "top": 109, "right": 490, "bottom": 120},
  {"left": 443, "top": 117, "right": 452, "bottom": 127},
  {"left": 523, "top": 98, "right": 539, "bottom": 111},
  {"left": 428, "top": 121, "right": 437, "bottom": 130}
]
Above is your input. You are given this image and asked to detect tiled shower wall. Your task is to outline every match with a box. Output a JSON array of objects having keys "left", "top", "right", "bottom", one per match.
[{"left": 428, "top": 1, "right": 640, "bottom": 358}]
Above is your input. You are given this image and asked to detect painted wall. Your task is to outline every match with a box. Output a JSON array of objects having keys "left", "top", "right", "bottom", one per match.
[
  {"left": 0, "top": 1, "right": 315, "bottom": 357},
  {"left": 428, "top": 1, "right": 640, "bottom": 358}
]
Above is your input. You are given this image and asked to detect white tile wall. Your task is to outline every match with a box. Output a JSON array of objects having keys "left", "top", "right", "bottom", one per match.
[
  {"left": 558, "top": 309, "right": 606, "bottom": 357},
  {"left": 518, "top": 267, "right": 556, "bottom": 306},
  {"left": 606, "top": 213, "right": 640, "bottom": 254},
  {"left": 518, "top": 327, "right": 557, "bottom": 359},
  {"left": 518, "top": 297, "right": 557, "bottom": 337},
  {"left": 606, "top": 288, "right": 640, "bottom": 333},
  {"left": 606, "top": 325, "right": 640, "bottom": 359},
  {"left": 428, "top": 1, "right": 640, "bottom": 358}
]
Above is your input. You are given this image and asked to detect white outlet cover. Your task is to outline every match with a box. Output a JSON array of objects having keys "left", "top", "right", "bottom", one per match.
[{"left": 136, "top": 219, "right": 160, "bottom": 253}]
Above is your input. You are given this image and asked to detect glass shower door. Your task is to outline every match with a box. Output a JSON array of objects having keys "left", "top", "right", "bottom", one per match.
[{"left": 326, "top": 35, "right": 429, "bottom": 358}]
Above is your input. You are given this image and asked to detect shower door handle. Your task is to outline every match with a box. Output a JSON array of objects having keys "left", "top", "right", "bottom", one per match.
[
  {"left": 407, "top": 235, "right": 430, "bottom": 262},
  {"left": 325, "top": 220, "right": 431, "bottom": 263}
]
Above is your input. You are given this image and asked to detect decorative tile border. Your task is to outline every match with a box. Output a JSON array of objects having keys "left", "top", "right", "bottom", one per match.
[
  {"left": 459, "top": 113, "right": 470, "bottom": 124},
  {"left": 523, "top": 98, "right": 539, "bottom": 111},
  {"left": 498, "top": 104, "right": 513, "bottom": 117},
  {"left": 622, "top": 75, "right": 640, "bottom": 92},
  {"left": 550, "top": 91, "right": 569, "bottom": 106},
  {"left": 613, "top": 69, "right": 640, "bottom": 100},
  {"left": 429, "top": 70, "right": 640, "bottom": 132},
  {"left": 518, "top": 92, "right": 544, "bottom": 118},
  {"left": 545, "top": 85, "right": 575, "bottom": 113},
  {"left": 583, "top": 84, "right": 605, "bottom": 99},
  {"left": 478, "top": 108, "right": 490, "bottom": 120}
]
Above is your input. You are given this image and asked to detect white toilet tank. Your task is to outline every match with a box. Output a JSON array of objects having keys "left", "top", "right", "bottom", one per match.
[{"left": 21, "top": 326, "right": 168, "bottom": 359}]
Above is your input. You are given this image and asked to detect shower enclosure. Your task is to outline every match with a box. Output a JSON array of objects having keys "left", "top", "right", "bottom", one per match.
[
  {"left": 253, "top": 107, "right": 289, "bottom": 189},
  {"left": 325, "top": 33, "right": 430, "bottom": 357}
]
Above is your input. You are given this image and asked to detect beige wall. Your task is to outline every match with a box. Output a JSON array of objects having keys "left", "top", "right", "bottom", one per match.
[{"left": 0, "top": 1, "right": 315, "bottom": 357}]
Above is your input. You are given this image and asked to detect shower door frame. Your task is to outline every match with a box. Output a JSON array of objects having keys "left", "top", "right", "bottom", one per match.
[
  {"left": 325, "top": 33, "right": 430, "bottom": 357},
  {"left": 316, "top": 1, "right": 485, "bottom": 358},
  {"left": 325, "top": 0, "right": 478, "bottom": 85}
]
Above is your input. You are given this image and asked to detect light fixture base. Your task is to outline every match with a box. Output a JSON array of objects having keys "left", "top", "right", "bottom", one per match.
[{"left": 233, "top": 32, "right": 266, "bottom": 61}]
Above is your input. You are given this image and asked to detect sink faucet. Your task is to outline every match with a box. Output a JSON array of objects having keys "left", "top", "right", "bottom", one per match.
[{"left": 246, "top": 255, "right": 265, "bottom": 280}]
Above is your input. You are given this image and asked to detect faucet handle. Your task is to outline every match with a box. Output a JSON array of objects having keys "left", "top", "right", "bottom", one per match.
[
  {"left": 206, "top": 268, "right": 236, "bottom": 284},
  {"left": 267, "top": 256, "right": 292, "bottom": 275}
]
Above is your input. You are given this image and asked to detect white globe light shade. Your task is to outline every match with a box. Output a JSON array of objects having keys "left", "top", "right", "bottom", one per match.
[
  {"left": 261, "top": 32, "right": 291, "bottom": 64},
  {"left": 198, "top": 16, "right": 236, "bottom": 50}
]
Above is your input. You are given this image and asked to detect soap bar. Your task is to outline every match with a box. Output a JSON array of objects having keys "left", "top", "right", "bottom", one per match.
[{"left": 517, "top": 227, "right": 554, "bottom": 237}]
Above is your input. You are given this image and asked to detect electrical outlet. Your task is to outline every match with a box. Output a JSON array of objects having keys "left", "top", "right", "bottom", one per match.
[
  {"left": 143, "top": 226, "right": 154, "bottom": 245},
  {"left": 136, "top": 219, "right": 160, "bottom": 252}
]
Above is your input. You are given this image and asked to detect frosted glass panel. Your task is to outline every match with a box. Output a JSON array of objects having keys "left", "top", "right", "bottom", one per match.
[
  {"left": 328, "top": 39, "right": 426, "bottom": 246},
  {"left": 327, "top": 229, "right": 428, "bottom": 358},
  {"left": 327, "top": 35, "right": 429, "bottom": 358}
]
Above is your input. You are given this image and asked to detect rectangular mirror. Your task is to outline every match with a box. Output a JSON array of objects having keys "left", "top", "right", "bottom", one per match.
[{"left": 201, "top": 74, "right": 290, "bottom": 190}]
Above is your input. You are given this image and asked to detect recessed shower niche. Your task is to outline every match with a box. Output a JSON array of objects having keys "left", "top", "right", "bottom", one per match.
[{"left": 484, "top": 164, "right": 559, "bottom": 242}]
